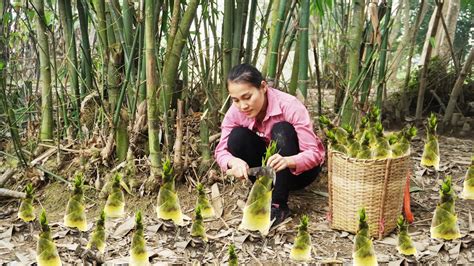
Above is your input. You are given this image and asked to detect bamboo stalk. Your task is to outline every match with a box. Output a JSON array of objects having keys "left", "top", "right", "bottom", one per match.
[
  {"left": 77, "top": 0, "right": 93, "bottom": 96},
  {"left": 222, "top": 0, "right": 233, "bottom": 104},
  {"left": 58, "top": 0, "right": 81, "bottom": 118},
  {"left": 231, "top": 0, "right": 245, "bottom": 67},
  {"left": 145, "top": 0, "right": 161, "bottom": 176},
  {"left": 442, "top": 47, "right": 474, "bottom": 126},
  {"left": 289, "top": 31, "right": 300, "bottom": 96},
  {"left": 340, "top": 0, "right": 365, "bottom": 126},
  {"left": 266, "top": 0, "right": 287, "bottom": 83},
  {"left": 252, "top": 0, "right": 273, "bottom": 66},
  {"left": 415, "top": 1, "right": 443, "bottom": 121},
  {"left": 297, "top": 0, "right": 310, "bottom": 99},
  {"left": 375, "top": 2, "right": 391, "bottom": 110},
  {"left": 32, "top": 0, "right": 54, "bottom": 141},
  {"left": 244, "top": 0, "right": 257, "bottom": 63},
  {"left": 160, "top": 0, "right": 199, "bottom": 113}
]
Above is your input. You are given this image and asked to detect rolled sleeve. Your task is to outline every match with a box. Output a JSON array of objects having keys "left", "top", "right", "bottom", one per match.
[
  {"left": 214, "top": 112, "right": 237, "bottom": 171},
  {"left": 286, "top": 100, "right": 326, "bottom": 175}
]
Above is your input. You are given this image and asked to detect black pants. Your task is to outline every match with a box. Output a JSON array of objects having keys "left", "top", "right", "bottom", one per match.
[{"left": 227, "top": 121, "right": 321, "bottom": 206}]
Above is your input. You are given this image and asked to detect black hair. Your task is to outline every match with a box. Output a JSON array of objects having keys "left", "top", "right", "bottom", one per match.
[{"left": 227, "top": 63, "right": 264, "bottom": 89}]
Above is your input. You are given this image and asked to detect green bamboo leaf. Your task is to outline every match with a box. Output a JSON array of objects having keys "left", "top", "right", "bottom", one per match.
[
  {"left": 45, "top": 10, "right": 54, "bottom": 26},
  {"left": 429, "top": 37, "right": 436, "bottom": 48}
]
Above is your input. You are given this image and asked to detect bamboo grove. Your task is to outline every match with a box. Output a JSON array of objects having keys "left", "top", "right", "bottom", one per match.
[{"left": 0, "top": 0, "right": 473, "bottom": 185}]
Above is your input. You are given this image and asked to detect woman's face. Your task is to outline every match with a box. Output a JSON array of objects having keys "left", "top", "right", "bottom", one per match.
[{"left": 228, "top": 81, "right": 267, "bottom": 118}]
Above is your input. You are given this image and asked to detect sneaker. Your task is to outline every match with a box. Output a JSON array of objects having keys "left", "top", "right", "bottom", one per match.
[{"left": 271, "top": 203, "right": 291, "bottom": 226}]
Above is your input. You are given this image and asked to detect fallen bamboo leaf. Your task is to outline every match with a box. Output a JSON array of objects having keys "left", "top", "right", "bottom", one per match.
[
  {"left": 427, "top": 243, "right": 444, "bottom": 253},
  {"left": 207, "top": 228, "right": 233, "bottom": 240},
  {"left": 112, "top": 216, "right": 135, "bottom": 239},
  {"left": 388, "top": 259, "right": 405, "bottom": 266},
  {"left": 0, "top": 240, "right": 14, "bottom": 250},
  {"left": 0, "top": 226, "right": 12, "bottom": 242},
  {"left": 448, "top": 242, "right": 461, "bottom": 260},
  {"left": 146, "top": 223, "right": 162, "bottom": 234},
  {"left": 211, "top": 183, "right": 223, "bottom": 218},
  {"left": 174, "top": 239, "right": 190, "bottom": 251}
]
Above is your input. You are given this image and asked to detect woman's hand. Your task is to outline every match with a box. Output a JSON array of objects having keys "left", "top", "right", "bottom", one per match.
[
  {"left": 226, "top": 158, "right": 249, "bottom": 180},
  {"left": 267, "top": 154, "right": 295, "bottom": 172}
]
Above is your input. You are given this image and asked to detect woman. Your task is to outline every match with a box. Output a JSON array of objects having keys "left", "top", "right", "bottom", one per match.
[{"left": 214, "top": 63, "right": 326, "bottom": 225}]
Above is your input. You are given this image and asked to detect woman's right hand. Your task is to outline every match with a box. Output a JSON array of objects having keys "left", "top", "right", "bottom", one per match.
[{"left": 226, "top": 158, "right": 249, "bottom": 180}]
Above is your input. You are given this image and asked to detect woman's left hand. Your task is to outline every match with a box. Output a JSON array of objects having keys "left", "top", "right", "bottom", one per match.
[{"left": 266, "top": 154, "right": 290, "bottom": 172}]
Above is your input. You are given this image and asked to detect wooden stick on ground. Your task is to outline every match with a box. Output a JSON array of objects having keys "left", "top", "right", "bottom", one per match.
[
  {"left": 0, "top": 169, "right": 16, "bottom": 187},
  {"left": 0, "top": 188, "right": 25, "bottom": 198}
]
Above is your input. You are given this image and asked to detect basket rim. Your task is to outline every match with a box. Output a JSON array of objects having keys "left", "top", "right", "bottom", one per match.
[{"left": 328, "top": 147, "right": 411, "bottom": 163}]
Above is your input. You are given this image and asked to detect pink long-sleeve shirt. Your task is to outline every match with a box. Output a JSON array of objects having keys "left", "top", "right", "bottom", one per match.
[{"left": 214, "top": 87, "right": 326, "bottom": 175}]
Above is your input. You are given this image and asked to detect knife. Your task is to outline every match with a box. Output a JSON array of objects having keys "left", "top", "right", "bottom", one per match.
[
  {"left": 226, "top": 166, "right": 276, "bottom": 184},
  {"left": 247, "top": 166, "right": 276, "bottom": 184}
]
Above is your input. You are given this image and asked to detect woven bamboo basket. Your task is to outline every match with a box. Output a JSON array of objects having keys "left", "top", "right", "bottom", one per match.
[{"left": 328, "top": 148, "right": 411, "bottom": 239}]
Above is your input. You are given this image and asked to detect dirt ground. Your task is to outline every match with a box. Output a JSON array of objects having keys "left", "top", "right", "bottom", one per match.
[{"left": 0, "top": 128, "right": 473, "bottom": 265}]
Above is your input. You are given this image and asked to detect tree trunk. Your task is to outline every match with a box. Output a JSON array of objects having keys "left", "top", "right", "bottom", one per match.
[
  {"left": 33, "top": 0, "right": 54, "bottom": 141},
  {"left": 442, "top": 47, "right": 474, "bottom": 126},
  {"left": 415, "top": 1, "right": 443, "bottom": 121}
]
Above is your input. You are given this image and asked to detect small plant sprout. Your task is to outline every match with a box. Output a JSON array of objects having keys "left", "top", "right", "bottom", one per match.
[
  {"left": 18, "top": 183, "right": 35, "bottom": 222},
  {"left": 104, "top": 173, "right": 125, "bottom": 218},
  {"left": 36, "top": 209, "right": 62, "bottom": 266},
  {"left": 352, "top": 208, "right": 378, "bottom": 266},
  {"left": 63, "top": 172, "right": 87, "bottom": 231},
  {"left": 290, "top": 215, "right": 312, "bottom": 261},
  {"left": 156, "top": 159, "right": 184, "bottom": 226}
]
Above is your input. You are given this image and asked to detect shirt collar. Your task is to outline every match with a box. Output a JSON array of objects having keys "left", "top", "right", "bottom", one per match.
[{"left": 263, "top": 87, "right": 282, "bottom": 119}]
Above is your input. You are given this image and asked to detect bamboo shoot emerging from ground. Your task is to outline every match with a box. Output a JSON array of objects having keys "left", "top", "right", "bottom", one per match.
[
  {"left": 228, "top": 244, "right": 238, "bottom": 266},
  {"left": 396, "top": 215, "right": 417, "bottom": 256},
  {"left": 64, "top": 173, "right": 87, "bottom": 231},
  {"left": 290, "top": 215, "right": 311, "bottom": 261},
  {"left": 18, "top": 184, "right": 35, "bottom": 222},
  {"left": 190, "top": 206, "right": 207, "bottom": 242},
  {"left": 130, "top": 211, "right": 149, "bottom": 266},
  {"left": 196, "top": 183, "right": 215, "bottom": 219},
  {"left": 87, "top": 210, "right": 106, "bottom": 253},
  {"left": 37, "top": 209, "right": 62, "bottom": 266},
  {"left": 461, "top": 156, "right": 474, "bottom": 200},
  {"left": 239, "top": 142, "right": 277, "bottom": 236},
  {"left": 421, "top": 113, "right": 440, "bottom": 170},
  {"left": 430, "top": 176, "right": 461, "bottom": 240},
  {"left": 353, "top": 208, "right": 378, "bottom": 266},
  {"left": 156, "top": 159, "right": 184, "bottom": 226},
  {"left": 105, "top": 173, "right": 125, "bottom": 218},
  {"left": 391, "top": 125, "right": 417, "bottom": 158}
]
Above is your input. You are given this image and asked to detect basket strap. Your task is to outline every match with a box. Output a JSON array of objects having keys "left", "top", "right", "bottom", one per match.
[{"left": 378, "top": 158, "right": 392, "bottom": 239}]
